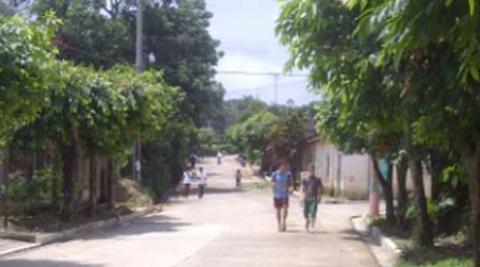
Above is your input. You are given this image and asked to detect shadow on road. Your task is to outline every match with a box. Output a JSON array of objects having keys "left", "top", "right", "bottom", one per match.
[
  {"left": 0, "top": 259, "right": 103, "bottom": 267},
  {"left": 81, "top": 214, "right": 191, "bottom": 241},
  {"left": 204, "top": 187, "right": 243, "bottom": 195},
  {"left": 338, "top": 228, "right": 374, "bottom": 244}
]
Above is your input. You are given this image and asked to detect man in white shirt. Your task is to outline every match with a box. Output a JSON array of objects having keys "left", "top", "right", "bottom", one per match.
[
  {"left": 217, "top": 151, "right": 223, "bottom": 165},
  {"left": 182, "top": 168, "right": 193, "bottom": 198}
]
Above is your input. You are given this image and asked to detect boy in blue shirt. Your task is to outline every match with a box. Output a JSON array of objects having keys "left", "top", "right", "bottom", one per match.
[{"left": 271, "top": 160, "right": 292, "bottom": 232}]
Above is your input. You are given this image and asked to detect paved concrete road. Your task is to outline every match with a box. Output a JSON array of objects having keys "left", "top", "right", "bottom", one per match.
[{"left": 0, "top": 156, "right": 377, "bottom": 267}]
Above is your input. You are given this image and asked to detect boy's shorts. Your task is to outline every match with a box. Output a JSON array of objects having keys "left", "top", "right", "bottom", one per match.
[
  {"left": 303, "top": 199, "right": 318, "bottom": 218},
  {"left": 273, "top": 197, "right": 289, "bottom": 209}
]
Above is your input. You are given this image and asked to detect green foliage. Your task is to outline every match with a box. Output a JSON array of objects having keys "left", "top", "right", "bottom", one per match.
[
  {"left": 276, "top": 0, "right": 480, "bottom": 250},
  {"left": 0, "top": 14, "right": 59, "bottom": 145},
  {"left": 196, "top": 127, "right": 216, "bottom": 155},
  {"left": 397, "top": 257, "right": 473, "bottom": 267},
  {"left": 441, "top": 163, "right": 469, "bottom": 188},
  {"left": 270, "top": 108, "right": 307, "bottom": 162},
  {"left": 33, "top": 0, "right": 130, "bottom": 68},
  {"left": 227, "top": 111, "right": 278, "bottom": 163},
  {"left": 223, "top": 97, "right": 269, "bottom": 127},
  {"left": 7, "top": 168, "right": 59, "bottom": 202},
  {"left": 32, "top": 0, "right": 223, "bottom": 127},
  {"left": 226, "top": 106, "right": 308, "bottom": 169},
  {"left": 277, "top": 0, "right": 404, "bottom": 159},
  {"left": 142, "top": 120, "right": 195, "bottom": 199},
  {"left": 143, "top": 0, "right": 224, "bottom": 126}
]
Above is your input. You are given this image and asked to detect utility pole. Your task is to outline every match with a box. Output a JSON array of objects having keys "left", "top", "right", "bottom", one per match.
[{"left": 133, "top": 0, "right": 144, "bottom": 182}]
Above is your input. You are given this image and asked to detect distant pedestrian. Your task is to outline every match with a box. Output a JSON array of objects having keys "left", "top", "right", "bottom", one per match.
[
  {"left": 182, "top": 168, "right": 193, "bottom": 198},
  {"left": 189, "top": 152, "right": 196, "bottom": 168},
  {"left": 197, "top": 167, "right": 207, "bottom": 199},
  {"left": 217, "top": 151, "right": 223, "bottom": 165},
  {"left": 271, "top": 160, "right": 292, "bottom": 232},
  {"left": 239, "top": 155, "right": 246, "bottom": 167},
  {"left": 235, "top": 169, "right": 242, "bottom": 187},
  {"left": 302, "top": 164, "right": 323, "bottom": 233}
]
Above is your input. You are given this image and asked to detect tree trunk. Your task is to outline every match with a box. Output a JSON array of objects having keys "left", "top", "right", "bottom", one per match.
[
  {"left": 106, "top": 158, "right": 115, "bottom": 210},
  {"left": 464, "top": 137, "right": 480, "bottom": 267},
  {"left": 47, "top": 147, "right": 59, "bottom": 208},
  {"left": 372, "top": 155, "right": 396, "bottom": 225},
  {"left": 429, "top": 152, "right": 447, "bottom": 202},
  {"left": 61, "top": 116, "right": 80, "bottom": 221},
  {"left": 1, "top": 144, "right": 10, "bottom": 228},
  {"left": 396, "top": 156, "right": 409, "bottom": 229},
  {"left": 410, "top": 158, "right": 433, "bottom": 247},
  {"left": 88, "top": 150, "right": 98, "bottom": 217}
]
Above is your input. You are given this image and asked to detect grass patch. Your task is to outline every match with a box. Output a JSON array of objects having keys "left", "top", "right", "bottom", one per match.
[
  {"left": 243, "top": 180, "right": 270, "bottom": 190},
  {"left": 397, "top": 257, "right": 473, "bottom": 267},
  {"left": 397, "top": 246, "right": 473, "bottom": 267}
]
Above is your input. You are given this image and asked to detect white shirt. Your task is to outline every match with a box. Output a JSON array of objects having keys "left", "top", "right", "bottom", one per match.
[
  {"left": 197, "top": 170, "right": 207, "bottom": 185},
  {"left": 182, "top": 171, "right": 192, "bottom": 184}
]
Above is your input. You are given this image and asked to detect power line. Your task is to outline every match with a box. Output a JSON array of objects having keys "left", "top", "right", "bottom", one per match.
[
  {"left": 226, "top": 80, "right": 309, "bottom": 93},
  {"left": 217, "top": 70, "right": 309, "bottom": 104}
]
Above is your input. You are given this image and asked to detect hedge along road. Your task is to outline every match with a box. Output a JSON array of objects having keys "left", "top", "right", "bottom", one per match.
[{"left": 0, "top": 156, "right": 377, "bottom": 267}]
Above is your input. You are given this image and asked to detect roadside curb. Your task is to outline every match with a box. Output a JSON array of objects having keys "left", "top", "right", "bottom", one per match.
[
  {"left": 0, "top": 206, "right": 156, "bottom": 258},
  {"left": 350, "top": 214, "right": 400, "bottom": 267},
  {"left": 364, "top": 215, "right": 402, "bottom": 256}
]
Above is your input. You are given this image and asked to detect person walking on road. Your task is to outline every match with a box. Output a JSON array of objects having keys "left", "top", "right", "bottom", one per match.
[
  {"left": 182, "top": 168, "right": 193, "bottom": 198},
  {"left": 271, "top": 161, "right": 292, "bottom": 232},
  {"left": 302, "top": 164, "right": 323, "bottom": 233},
  {"left": 235, "top": 169, "right": 242, "bottom": 188},
  {"left": 217, "top": 151, "right": 223, "bottom": 165},
  {"left": 189, "top": 152, "right": 196, "bottom": 168},
  {"left": 197, "top": 167, "right": 207, "bottom": 199}
]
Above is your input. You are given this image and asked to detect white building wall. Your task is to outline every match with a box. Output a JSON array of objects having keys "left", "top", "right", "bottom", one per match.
[
  {"left": 308, "top": 142, "right": 371, "bottom": 199},
  {"left": 340, "top": 154, "right": 371, "bottom": 199}
]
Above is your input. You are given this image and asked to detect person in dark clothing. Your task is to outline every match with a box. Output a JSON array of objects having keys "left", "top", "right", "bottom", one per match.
[
  {"left": 301, "top": 164, "right": 323, "bottom": 233},
  {"left": 189, "top": 152, "right": 196, "bottom": 168}
]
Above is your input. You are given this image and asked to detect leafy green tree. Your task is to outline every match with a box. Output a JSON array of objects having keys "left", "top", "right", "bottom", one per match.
[
  {"left": 142, "top": 120, "right": 194, "bottom": 200},
  {"left": 348, "top": 0, "right": 480, "bottom": 262},
  {"left": 227, "top": 111, "right": 278, "bottom": 166},
  {"left": 276, "top": 0, "right": 407, "bottom": 228},
  {"left": 270, "top": 108, "right": 307, "bottom": 180},
  {"left": 141, "top": 0, "right": 224, "bottom": 125},
  {"left": 0, "top": 14, "right": 58, "bottom": 147},
  {"left": 33, "top": 0, "right": 130, "bottom": 68},
  {"left": 196, "top": 127, "right": 216, "bottom": 155},
  {"left": 0, "top": 14, "right": 58, "bottom": 225},
  {"left": 16, "top": 63, "right": 177, "bottom": 219},
  {"left": 33, "top": 0, "right": 224, "bottom": 127},
  {"left": 223, "top": 97, "right": 269, "bottom": 128}
]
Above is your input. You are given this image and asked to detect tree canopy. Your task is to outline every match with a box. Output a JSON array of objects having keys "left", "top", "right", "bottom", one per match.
[
  {"left": 0, "top": 14, "right": 59, "bottom": 146},
  {"left": 277, "top": 0, "right": 480, "bottom": 260}
]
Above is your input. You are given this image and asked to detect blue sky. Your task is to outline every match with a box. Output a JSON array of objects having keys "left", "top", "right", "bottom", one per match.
[{"left": 205, "top": 0, "right": 320, "bottom": 106}]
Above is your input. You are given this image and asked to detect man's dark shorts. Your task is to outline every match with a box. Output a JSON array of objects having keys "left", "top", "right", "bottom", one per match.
[{"left": 273, "top": 197, "right": 289, "bottom": 209}]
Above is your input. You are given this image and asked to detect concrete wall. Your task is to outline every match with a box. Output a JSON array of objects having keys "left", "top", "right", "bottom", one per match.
[
  {"left": 301, "top": 139, "right": 435, "bottom": 200},
  {"left": 302, "top": 141, "right": 372, "bottom": 199}
]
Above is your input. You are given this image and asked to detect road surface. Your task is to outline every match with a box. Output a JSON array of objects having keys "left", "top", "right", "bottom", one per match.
[{"left": 0, "top": 156, "right": 377, "bottom": 267}]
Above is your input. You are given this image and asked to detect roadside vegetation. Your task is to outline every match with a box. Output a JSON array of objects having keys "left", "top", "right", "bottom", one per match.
[
  {"left": 276, "top": 0, "right": 480, "bottom": 266},
  {"left": 0, "top": 0, "right": 223, "bottom": 230}
]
